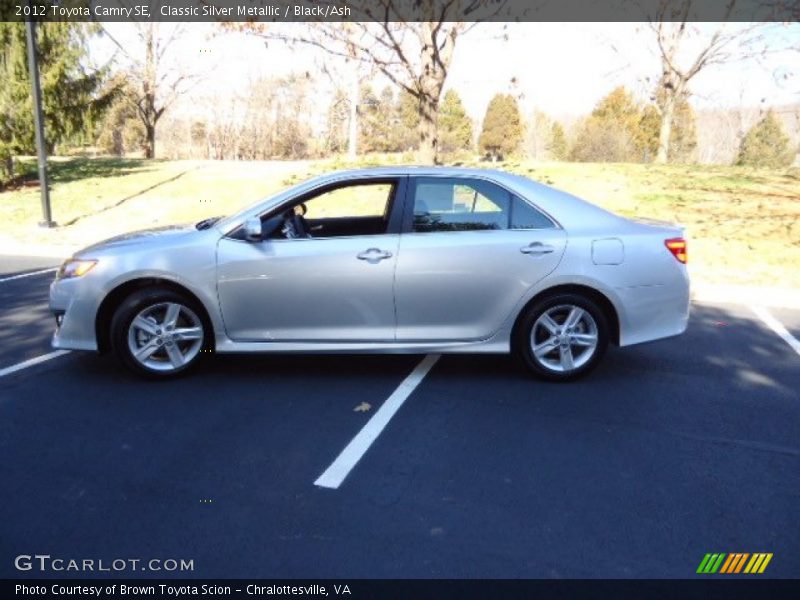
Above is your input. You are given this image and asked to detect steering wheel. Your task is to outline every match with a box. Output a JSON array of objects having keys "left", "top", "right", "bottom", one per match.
[{"left": 281, "top": 209, "right": 311, "bottom": 239}]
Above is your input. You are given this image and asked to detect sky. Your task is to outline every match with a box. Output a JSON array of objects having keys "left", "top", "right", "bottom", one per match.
[{"left": 91, "top": 21, "right": 800, "bottom": 123}]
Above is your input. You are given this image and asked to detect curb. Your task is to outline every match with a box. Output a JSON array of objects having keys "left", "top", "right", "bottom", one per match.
[{"left": 692, "top": 282, "right": 800, "bottom": 311}]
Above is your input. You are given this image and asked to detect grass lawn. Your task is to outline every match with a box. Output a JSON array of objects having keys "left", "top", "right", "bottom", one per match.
[{"left": 1, "top": 155, "right": 798, "bottom": 289}]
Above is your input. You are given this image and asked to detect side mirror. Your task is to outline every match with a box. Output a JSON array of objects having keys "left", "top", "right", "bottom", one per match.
[{"left": 244, "top": 217, "right": 262, "bottom": 242}]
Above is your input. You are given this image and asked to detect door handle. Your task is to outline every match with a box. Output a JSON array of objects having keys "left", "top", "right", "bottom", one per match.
[
  {"left": 357, "top": 247, "right": 393, "bottom": 262},
  {"left": 520, "top": 242, "right": 555, "bottom": 255}
]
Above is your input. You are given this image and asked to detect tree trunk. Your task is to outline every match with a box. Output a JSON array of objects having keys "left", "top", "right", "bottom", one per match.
[
  {"left": 3, "top": 155, "right": 14, "bottom": 183},
  {"left": 415, "top": 22, "right": 447, "bottom": 165},
  {"left": 347, "top": 69, "right": 359, "bottom": 160},
  {"left": 142, "top": 23, "right": 156, "bottom": 160},
  {"left": 655, "top": 90, "right": 677, "bottom": 164},
  {"left": 417, "top": 95, "right": 438, "bottom": 165},
  {"left": 144, "top": 124, "right": 155, "bottom": 159}
]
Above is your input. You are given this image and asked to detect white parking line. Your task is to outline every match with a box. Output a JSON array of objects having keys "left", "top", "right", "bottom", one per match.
[
  {"left": 752, "top": 306, "right": 800, "bottom": 358},
  {"left": 314, "top": 353, "right": 441, "bottom": 490},
  {"left": 0, "top": 268, "right": 57, "bottom": 283},
  {"left": 0, "top": 350, "right": 71, "bottom": 378}
]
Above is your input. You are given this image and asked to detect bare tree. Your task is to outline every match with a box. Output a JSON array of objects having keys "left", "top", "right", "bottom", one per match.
[
  {"left": 101, "top": 22, "right": 204, "bottom": 158},
  {"left": 242, "top": 2, "right": 496, "bottom": 164},
  {"left": 647, "top": 0, "right": 769, "bottom": 163},
  {"left": 525, "top": 110, "right": 553, "bottom": 160},
  {"left": 314, "top": 53, "right": 367, "bottom": 160}
]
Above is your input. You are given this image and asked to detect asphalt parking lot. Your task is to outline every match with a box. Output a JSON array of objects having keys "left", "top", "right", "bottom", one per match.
[{"left": 1, "top": 254, "right": 798, "bottom": 579}]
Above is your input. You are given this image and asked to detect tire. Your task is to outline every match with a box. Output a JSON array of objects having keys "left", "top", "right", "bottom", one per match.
[
  {"left": 515, "top": 293, "right": 609, "bottom": 382},
  {"left": 110, "top": 288, "right": 210, "bottom": 379}
]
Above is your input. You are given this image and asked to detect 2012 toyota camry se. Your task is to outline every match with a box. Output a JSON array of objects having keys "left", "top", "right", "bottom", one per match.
[{"left": 50, "top": 167, "right": 690, "bottom": 381}]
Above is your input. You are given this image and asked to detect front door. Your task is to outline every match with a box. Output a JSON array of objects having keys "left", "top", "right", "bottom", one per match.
[{"left": 217, "top": 179, "right": 404, "bottom": 342}]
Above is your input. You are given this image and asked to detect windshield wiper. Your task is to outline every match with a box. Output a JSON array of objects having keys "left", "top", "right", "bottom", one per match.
[{"left": 196, "top": 216, "right": 224, "bottom": 230}]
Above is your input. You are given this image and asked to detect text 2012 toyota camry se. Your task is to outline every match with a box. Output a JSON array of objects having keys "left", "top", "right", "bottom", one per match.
[{"left": 49, "top": 167, "right": 690, "bottom": 381}]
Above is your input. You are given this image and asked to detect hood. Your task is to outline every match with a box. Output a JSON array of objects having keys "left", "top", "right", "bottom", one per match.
[{"left": 76, "top": 224, "right": 197, "bottom": 255}]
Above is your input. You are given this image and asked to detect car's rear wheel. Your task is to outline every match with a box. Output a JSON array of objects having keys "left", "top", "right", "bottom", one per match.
[
  {"left": 110, "top": 288, "right": 208, "bottom": 378},
  {"left": 515, "top": 293, "right": 609, "bottom": 381}
]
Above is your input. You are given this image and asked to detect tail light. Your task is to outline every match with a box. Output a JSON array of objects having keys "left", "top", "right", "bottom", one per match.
[{"left": 665, "top": 237, "right": 687, "bottom": 264}]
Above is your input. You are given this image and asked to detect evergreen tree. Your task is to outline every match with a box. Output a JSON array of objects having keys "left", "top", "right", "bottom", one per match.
[
  {"left": 570, "top": 86, "right": 646, "bottom": 162},
  {"left": 0, "top": 20, "right": 110, "bottom": 183},
  {"left": 438, "top": 90, "right": 472, "bottom": 154},
  {"left": 639, "top": 105, "right": 661, "bottom": 162},
  {"left": 360, "top": 85, "right": 395, "bottom": 153},
  {"left": 548, "top": 122, "right": 568, "bottom": 161},
  {"left": 324, "top": 88, "right": 350, "bottom": 154},
  {"left": 478, "top": 93, "right": 522, "bottom": 160},
  {"left": 736, "top": 111, "right": 795, "bottom": 168},
  {"left": 664, "top": 98, "right": 697, "bottom": 163},
  {"left": 591, "top": 87, "right": 641, "bottom": 131},
  {"left": 391, "top": 89, "right": 420, "bottom": 152},
  {"left": 639, "top": 80, "right": 697, "bottom": 163}
]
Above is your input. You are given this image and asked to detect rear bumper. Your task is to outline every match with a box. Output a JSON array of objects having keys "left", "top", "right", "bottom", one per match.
[{"left": 616, "top": 270, "right": 690, "bottom": 347}]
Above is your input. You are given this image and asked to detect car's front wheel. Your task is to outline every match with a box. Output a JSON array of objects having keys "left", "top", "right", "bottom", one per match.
[
  {"left": 110, "top": 288, "right": 209, "bottom": 378},
  {"left": 516, "top": 293, "right": 609, "bottom": 381}
]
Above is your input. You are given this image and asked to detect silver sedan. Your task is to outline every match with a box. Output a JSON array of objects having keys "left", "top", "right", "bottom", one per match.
[{"left": 50, "top": 167, "right": 690, "bottom": 381}]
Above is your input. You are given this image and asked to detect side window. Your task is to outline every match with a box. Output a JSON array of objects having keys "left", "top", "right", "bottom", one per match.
[
  {"left": 267, "top": 182, "right": 396, "bottom": 239},
  {"left": 412, "top": 178, "right": 510, "bottom": 233},
  {"left": 411, "top": 178, "right": 555, "bottom": 233},
  {"left": 303, "top": 183, "right": 393, "bottom": 220},
  {"left": 510, "top": 196, "right": 556, "bottom": 230}
]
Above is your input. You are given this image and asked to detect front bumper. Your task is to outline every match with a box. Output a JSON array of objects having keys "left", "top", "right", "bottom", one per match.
[{"left": 50, "top": 278, "right": 99, "bottom": 351}]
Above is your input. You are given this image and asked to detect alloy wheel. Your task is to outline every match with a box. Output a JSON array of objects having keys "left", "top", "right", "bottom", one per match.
[
  {"left": 126, "top": 302, "right": 204, "bottom": 372},
  {"left": 529, "top": 304, "right": 599, "bottom": 373}
]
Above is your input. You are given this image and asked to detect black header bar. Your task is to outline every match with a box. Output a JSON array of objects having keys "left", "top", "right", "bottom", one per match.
[{"left": 2, "top": 0, "right": 798, "bottom": 23}]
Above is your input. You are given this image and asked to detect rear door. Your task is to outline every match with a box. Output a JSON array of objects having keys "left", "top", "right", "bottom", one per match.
[{"left": 394, "top": 176, "right": 567, "bottom": 342}]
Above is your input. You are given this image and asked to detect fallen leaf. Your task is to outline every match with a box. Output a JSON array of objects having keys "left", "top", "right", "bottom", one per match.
[{"left": 353, "top": 402, "right": 371, "bottom": 413}]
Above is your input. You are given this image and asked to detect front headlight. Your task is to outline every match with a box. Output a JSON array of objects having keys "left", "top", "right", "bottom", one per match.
[{"left": 57, "top": 259, "right": 97, "bottom": 279}]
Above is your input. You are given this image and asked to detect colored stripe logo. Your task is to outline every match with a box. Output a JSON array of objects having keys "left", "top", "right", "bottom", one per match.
[{"left": 697, "top": 553, "right": 773, "bottom": 574}]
